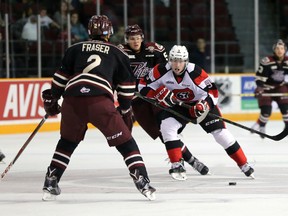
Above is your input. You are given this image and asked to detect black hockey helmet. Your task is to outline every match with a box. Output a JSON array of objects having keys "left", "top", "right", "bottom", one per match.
[
  {"left": 124, "top": 24, "right": 144, "bottom": 42},
  {"left": 272, "top": 39, "right": 287, "bottom": 52},
  {"left": 88, "top": 15, "right": 114, "bottom": 39}
]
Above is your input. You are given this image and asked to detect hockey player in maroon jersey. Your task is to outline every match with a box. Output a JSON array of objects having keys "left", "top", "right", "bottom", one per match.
[
  {"left": 139, "top": 45, "right": 255, "bottom": 180},
  {"left": 252, "top": 39, "right": 288, "bottom": 138},
  {"left": 118, "top": 25, "right": 209, "bottom": 179},
  {"left": 41, "top": 15, "right": 156, "bottom": 201}
]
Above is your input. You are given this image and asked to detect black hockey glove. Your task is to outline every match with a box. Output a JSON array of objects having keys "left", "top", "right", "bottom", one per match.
[
  {"left": 42, "top": 89, "right": 61, "bottom": 116},
  {"left": 118, "top": 107, "right": 134, "bottom": 132}
]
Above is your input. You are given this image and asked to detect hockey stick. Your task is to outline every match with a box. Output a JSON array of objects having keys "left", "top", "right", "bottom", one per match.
[
  {"left": 1, "top": 114, "right": 49, "bottom": 180},
  {"left": 175, "top": 101, "right": 288, "bottom": 141},
  {"left": 135, "top": 92, "right": 288, "bottom": 141},
  {"left": 135, "top": 92, "right": 198, "bottom": 124},
  {"left": 221, "top": 93, "right": 288, "bottom": 97}
]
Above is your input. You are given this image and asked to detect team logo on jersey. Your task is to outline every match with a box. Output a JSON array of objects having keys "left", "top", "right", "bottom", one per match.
[
  {"left": 271, "top": 70, "right": 285, "bottom": 82},
  {"left": 147, "top": 46, "right": 155, "bottom": 53},
  {"left": 131, "top": 62, "right": 150, "bottom": 78},
  {"left": 174, "top": 88, "right": 194, "bottom": 101},
  {"left": 80, "top": 87, "right": 91, "bottom": 93}
]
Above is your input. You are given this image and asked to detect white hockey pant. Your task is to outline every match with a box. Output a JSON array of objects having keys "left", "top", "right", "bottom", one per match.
[
  {"left": 160, "top": 117, "right": 182, "bottom": 143},
  {"left": 210, "top": 128, "right": 236, "bottom": 149}
]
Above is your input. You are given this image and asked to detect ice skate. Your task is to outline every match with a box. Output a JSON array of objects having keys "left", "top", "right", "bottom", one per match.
[
  {"left": 130, "top": 169, "right": 156, "bottom": 201},
  {"left": 240, "top": 163, "right": 255, "bottom": 179},
  {"left": 169, "top": 159, "right": 187, "bottom": 181},
  {"left": 0, "top": 151, "right": 5, "bottom": 163},
  {"left": 42, "top": 168, "right": 61, "bottom": 201},
  {"left": 189, "top": 156, "right": 209, "bottom": 175},
  {"left": 251, "top": 122, "right": 265, "bottom": 139}
]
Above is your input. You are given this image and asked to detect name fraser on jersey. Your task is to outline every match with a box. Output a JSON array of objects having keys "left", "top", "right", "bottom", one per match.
[{"left": 82, "top": 43, "right": 110, "bottom": 54}]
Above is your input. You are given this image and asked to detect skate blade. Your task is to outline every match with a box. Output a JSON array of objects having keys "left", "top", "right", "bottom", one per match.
[
  {"left": 143, "top": 190, "right": 156, "bottom": 201},
  {"left": 249, "top": 174, "right": 255, "bottom": 179},
  {"left": 42, "top": 191, "right": 57, "bottom": 201},
  {"left": 170, "top": 172, "right": 187, "bottom": 181}
]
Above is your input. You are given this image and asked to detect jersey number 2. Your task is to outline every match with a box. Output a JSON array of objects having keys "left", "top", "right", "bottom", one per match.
[{"left": 83, "top": 54, "right": 102, "bottom": 73}]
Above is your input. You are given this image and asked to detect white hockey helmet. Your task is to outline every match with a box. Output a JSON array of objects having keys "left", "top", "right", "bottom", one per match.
[
  {"left": 169, "top": 45, "right": 189, "bottom": 62},
  {"left": 169, "top": 45, "right": 189, "bottom": 74}
]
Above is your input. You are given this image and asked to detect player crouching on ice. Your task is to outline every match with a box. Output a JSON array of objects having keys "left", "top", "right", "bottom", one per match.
[{"left": 138, "top": 45, "right": 255, "bottom": 180}]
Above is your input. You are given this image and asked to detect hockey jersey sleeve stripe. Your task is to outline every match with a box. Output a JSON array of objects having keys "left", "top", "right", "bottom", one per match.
[
  {"left": 54, "top": 72, "right": 69, "bottom": 81},
  {"left": 117, "top": 91, "right": 135, "bottom": 97},
  {"left": 52, "top": 79, "right": 66, "bottom": 88},
  {"left": 193, "top": 69, "right": 209, "bottom": 86},
  {"left": 255, "top": 75, "right": 268, "bottom": 82},
  {"left": 52, "top": 72, "right": 69, "bottom": 88},
  {"left": 207, "top": 88, "right": 218, "bottom": 106},
  {"left": 152, "top": 65, "right": 162, "bottom": 80},
  {"left": 117, "top": 84, "right": 136, "bottom": 89}
]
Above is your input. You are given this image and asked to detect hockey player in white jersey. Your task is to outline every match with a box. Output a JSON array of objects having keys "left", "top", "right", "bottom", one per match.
[{"left": 138, "top": 45, "right": 255, "bottom": 179}]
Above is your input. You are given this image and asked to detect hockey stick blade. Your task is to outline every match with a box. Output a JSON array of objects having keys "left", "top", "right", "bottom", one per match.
[
  {"left": 176, "top": 101, "right": 288, "bottom": 141},
  {"left": 1, "top": 114, "right": 49, "bottom": 180}
]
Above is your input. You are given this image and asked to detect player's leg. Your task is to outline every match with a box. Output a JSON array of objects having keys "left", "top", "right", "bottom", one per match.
[
  {"left": 42, "top": 97, "right": 87, "bottom": 201},
  {"left": 252, "top": 95, "right": 273, "bottom": 138},
  {"left": 93, "top": 96, "right": 156, "bottom": 200},
  {"left": 251, "top": 105, "right": 271, "bottom": 138},
  {"left": 159, "top": 115, "right": 187, "bottom": 181},
  {"left": 201, "top": 106, "right": 254, "bottom": 178},
  {"left": 134, "top": 99, "right": 209, "bottom": 175}
]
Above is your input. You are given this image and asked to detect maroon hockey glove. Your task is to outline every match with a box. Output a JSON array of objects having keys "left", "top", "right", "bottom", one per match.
[
  {"left": 154, "top": 86, "right": 176, "bottom": 107},
  {"left": 118, "top": 108, "right": 134, "bottom": 132},
  {"left": 189, "top": 100, "right": 210, "bottom": 118},
  {"left": 42, "top": 89, "right": 61, "bottom": 116},
  {"left": 254, "top": 87, "right": 264, "bottom": 98}
]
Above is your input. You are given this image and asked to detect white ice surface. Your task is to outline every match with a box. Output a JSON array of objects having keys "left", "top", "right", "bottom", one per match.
[{"left": 1, "top": 120, "right": 288, "bottom": 216}]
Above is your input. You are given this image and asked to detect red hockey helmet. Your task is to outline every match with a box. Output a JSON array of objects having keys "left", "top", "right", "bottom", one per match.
[
  {"left": 124, "top": 24, "right": 144, "bottom": 42},
  {"left": 88, "top": 15, "right": 114, "bottom": 39}
]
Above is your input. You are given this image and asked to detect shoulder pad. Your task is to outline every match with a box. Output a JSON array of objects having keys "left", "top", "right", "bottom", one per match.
[
  {"left": 145, "top": 42, "right": 166, "bottom": 52},
  {"left": 109, "top": 43, "right": 129, "bottom": 57},
  {"left": 116, "top": 44, "right": 131, "bottom": 54},
  {"left": 260, "top": 56, "right": 273, "bottom": 65},
  {"left": 117, "top": 44, "right": 125, "bottom": 49}
]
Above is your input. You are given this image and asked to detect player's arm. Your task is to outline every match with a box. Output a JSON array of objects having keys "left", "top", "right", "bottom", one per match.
[
  {"left": 138, "top": 64, "right": 176, "bottom": 107},
  {"left": 115, "top": 60, "right": 136, "bottom": 111},
  {"left": 190, "top": 65, "right": 218, "bottom": 109}
]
